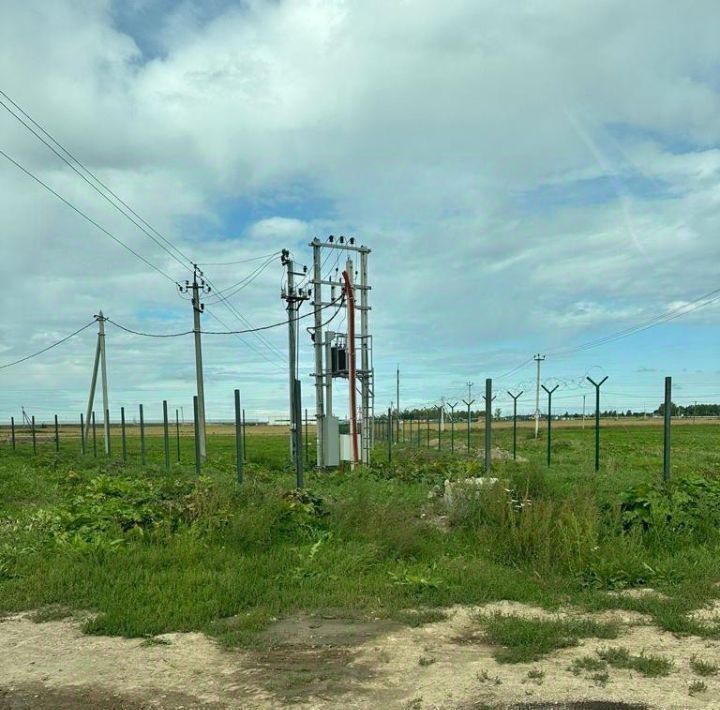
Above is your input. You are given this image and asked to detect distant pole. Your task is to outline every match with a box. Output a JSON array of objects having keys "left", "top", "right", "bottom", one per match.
[
  {"left": 139, "top": 404, "right": 145, "bottom": 465},
  {"left": 234, "top": 389, "right": 244, "bottom": 484},
  {"left": 587, "top": 376, "right": 608, "bottom": 472},
  {"left": 121, "top": 406, "right": 127, "bottom": 461},
  {"left": 91, "top": 411, "right": 97, "bottom": 457},
  {"left": 396, "top": 365, "right": 400, "bottom": 422},
  {"left": 242, "top": 408, "right": 247, "bottom": 462},
  {"left": 483, "top": 379, "right": 496, "bottom": 473},
  {"left": 663, "top": 376, "right": 672, "bottom": 482},
  {"left": 31, "top": 415, "right": 36, "bottom": 454},
  {"left": 98, "top": 313, "right": 110, "bottom": 456},
  {"left": 541, "top": 384, "right": 559, "bottom": 466},
  {"left": 193, "top": 394, "right": 201, "bottom": 475},
  {"left": 79, "top": 413, "right": 84, "bottom": 455},
  {"left": 387, "top": 407, "right": 392, "bottom": 462},
  {"left": 175, "top": 409, "right": 181, "bottom": 463},
  {"left": 11, "top": 416, "right": 15, "bottom": 451},
  {"left": 178, "top": 267, "right": 210, "bottom": 459},
  {"left": 163, "top": 400, "right": 170, "bottom": 470},
  {"left": 507, "top": 391, "right": 524, "bottom": 461},
  {"left": 534, "top": 354, "right": 545, "bottom": 439},
  {"left": 54, "top": 414, "right": 59, "bottom": 452},
  {"left": 448, "top": 403, "right": 458, "bottom": 453}
]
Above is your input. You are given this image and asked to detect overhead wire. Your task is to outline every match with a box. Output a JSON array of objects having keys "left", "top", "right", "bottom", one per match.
[
  {"left": 0, "top": 320, "right": 96, "bottom": 370},
  {"left": 0, "top": 150, "right": 177, "bottom": 283},
  {"left": 0, "top": 90, "right": 192, "bottom": 270}
]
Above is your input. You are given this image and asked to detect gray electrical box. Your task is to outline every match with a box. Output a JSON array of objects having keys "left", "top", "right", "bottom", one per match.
[{"left": 322, "top": 415, "right": 340, "bottom": 467}]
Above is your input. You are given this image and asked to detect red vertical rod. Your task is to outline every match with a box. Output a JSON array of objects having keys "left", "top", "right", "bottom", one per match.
[{"left": 342, "top": 270, "right": 359, "bottom": 465}]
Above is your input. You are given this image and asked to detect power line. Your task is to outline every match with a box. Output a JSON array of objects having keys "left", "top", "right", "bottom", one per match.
[
  {"left": 206, "top": 253, "right": 278, "bottom": 302},
  {"left": 0, "top": 90, "right": 192, "bottom": 270},
  {"left": 0, "top": 320, "right": 96, "bottom": 370},
  {"left": 197, "top": 251, "right": 281, "bottom": 267},
  {"left": 0, "top": 150, "right": 177, "bottom": 283},
  {"left": 106, "top": 299, "right": 344, "bottom": 338}
]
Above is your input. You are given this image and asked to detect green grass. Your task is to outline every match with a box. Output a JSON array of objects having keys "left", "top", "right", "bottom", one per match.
[
  {"left": 2, "top": 423, "right": 720, "bottom": 655},
  {"left": 569, "top": 655, "right": 608, "bottom": 674},
  {"left": 690, "top": 655, "right": 718, "bottom": 676},
  {"left": 478, "top": 614, "right": 619, "bottom": 663},
  {"left": 597, "top": 646, "right": 673, "bottom": 677}
]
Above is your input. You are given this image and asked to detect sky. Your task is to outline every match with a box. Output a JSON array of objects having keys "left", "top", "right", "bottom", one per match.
[{"left": 0, "top": 0, "right": 719, "bottom": 424}]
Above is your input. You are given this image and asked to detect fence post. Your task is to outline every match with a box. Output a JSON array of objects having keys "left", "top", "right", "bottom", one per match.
[
  {"left": 193, "top": 395, "right": 201, "bottom": 476},
  {"left": 79, "top": 413, "right": 85, "bottom": 455},
  {"left": 139, "top": 404, "right": 145, "bottom": 465},
  {"left": 11, "top": 416, "right": 15, "bottom": 451},
  {"left": 294, "top": 379, "right": 304, "bottom": 488},
  {"left": 484, "top": 379, "right": 493, "bottom": 474},
  {"left": 507, "top": 391, "right": 523, "bottom": 461},
  {"left": 163, "top": 400, "right": 170, "bottom": 470},
  {"left": 242, "top": 408, "right": 247, "bottom": 462},
  {"left": 426, "top": 416, "right": 430, "bottom": 448},
  {"left": 304, "top": 407, "right": 309, "bottom": 465},
  {"left": 437, "top": 406, "right": 442, "bottom": 451},
  {"left": 663, "top": 376, "right": 672, "bottom": 482},
  {"left": 105, "top": 409, "right": 111, "bottom": 457},
  {"left": 463, "top": 399, "right": 475, "bottom": 454},
  {"left": 31, "top": 415, "right": 36, "bottom": 454},
  {"left": 54, "top": 414, "right": 59, "bottom": 452},
  {"left": 387, "top": 407, "right": 392, "bottom": 462},
  {"left": 587, "top": 376, "right": 608, "bottom": 472},
  {"left": 234, "top": 390, "right": 243, "bottom": 484},
  {"left": 92, "top": 411, "right": 97, "bottom": 457},
  {"left": 121, "top": 406, "right": 127, "bottom": 462},
  {"left": 175, "top": 409, "right": 181, "bottom": 463},
  {"left": 541, "top": 385, "right": 559, "bottom": 466}
]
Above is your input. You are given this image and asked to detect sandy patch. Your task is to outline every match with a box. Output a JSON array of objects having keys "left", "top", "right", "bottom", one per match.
[{"left": 1, "top": 605, "right": 719, "bottom": 708}]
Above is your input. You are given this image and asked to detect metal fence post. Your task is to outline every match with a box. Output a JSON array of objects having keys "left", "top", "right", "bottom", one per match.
[
  {"left": 242, "top": 408, "right": 247, "bottom": 463},
  {"left": 121, "top": 406, "right": 127, "bottom": 461},
  {"left": 663, "top": 376, "right": 672, "bottom": 482},
  {"left": 163, "top": 400, "right": 170, "bottom": 470},
  {"left": 79, "top": 413, "right": 85, "bottom": 455},
  {"left": 234, "top": 389, "right": 243, "bottom": 484},
  {"left": 92, "top": 411, "right": 97, "bottom": 457},
  {"left": 11, "top": 416, "right": 15, "bottom": 451},
  {"left": 484, "top": 379, "right": 494, "bottom": 474},
  {"left": 175, "top": 409, "right": 181, "bottom": 463},
  {"left": 387, "top": 407, "right": 392, "bottom": 462},
  {"left": 193, "top": 395, "right": 201, "bottom": 475},
  {"left": 463, "top": 399, "right": 474, "bottom": 454},
  {"left": 507, "top": 391, "right": 523, "bottom": 461},
  {"left": 587, "top": 376, "right": 608, "bottom": 472},
  {"left": 437, "top": 406, "right": 442, "bottom": 450},
  {"left": 139, "top": 404, "right": 145, "bottom": 465},
  {"left": 105, "top": 409, "right": 111, "bottom": 457},
  {"left": 304, "top": 407, "right": 309, "bottom": 465},
  {"left": 54, "top": 414, "right": 59, "bottom": 452},
  {"left": 31, "top": 415, "right": 36, "bottom": 454},
  {"left": 541, "top": 385, "right": 559, "bottom": 466}
]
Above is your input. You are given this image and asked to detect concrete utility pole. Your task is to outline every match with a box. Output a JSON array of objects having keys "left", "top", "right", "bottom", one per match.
[
  {"left": 178, "top": 265, "right": 210, "bottom": 459},
  {"left": 534, "top": 354, "right": 545, "bottom": 439},
  {"left": 281, "top": 250, "right": 309, "bottom": 468},
  {"left": 84, "top": 311, "right": 110, "bottom": 455}
]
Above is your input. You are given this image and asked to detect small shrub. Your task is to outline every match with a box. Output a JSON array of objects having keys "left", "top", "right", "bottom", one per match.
[
  {"left": 689, "top": 680, "right": 707, "bottom": 695},
  {"left": 570, "top": 656, "right": 607, "bottom": 675},
  {"left": 690, "top": 655, "right": 718, "bottom": 677},
  {"left": 597, "top": 646, "right": 672, "bottom": 677},
  {"left": 480, "top": 614, "right": 618, "bottom": 663}
]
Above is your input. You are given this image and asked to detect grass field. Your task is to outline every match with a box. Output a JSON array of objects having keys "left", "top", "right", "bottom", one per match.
[{"left": 2, "top": 421, "right": 720, "bottom": 661}]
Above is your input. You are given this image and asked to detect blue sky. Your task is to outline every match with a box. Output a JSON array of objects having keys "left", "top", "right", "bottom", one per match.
[{"left": 0, "top": 0, "right": 719, "bottom": 425}]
